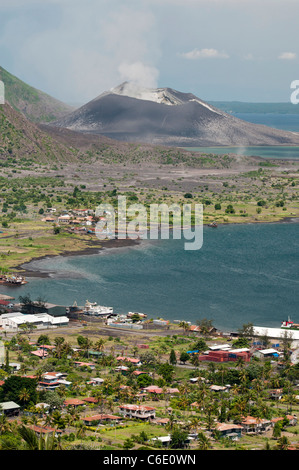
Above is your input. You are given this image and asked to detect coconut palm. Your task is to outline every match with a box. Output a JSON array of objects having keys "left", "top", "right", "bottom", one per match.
[
  {"left": 276, "top": 435, "right": 290, "bottom": 450},
  {"left": 0, "top": 414, "right": 11, "bottom": 435},
  {"left": 19, "top": 387, "right": 31, "bottom": 405},
  {"left": 17, "top": 424, "right": 57, "bottom": 450},
  {"left": 197, "top": 431, "right": 212, "bottom": 450}
]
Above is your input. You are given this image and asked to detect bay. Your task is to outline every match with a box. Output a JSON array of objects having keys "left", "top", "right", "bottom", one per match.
[
  {"left": 184, "top": 113, "right": 299, "bottom": 159},
  {"left": 185, "top": 145, "right": 299, "bottom": 160},
  {"left": 233, "top": 113, "right": 299, "bottom": 132},
  {"left": 2, "top": 222, "right": 298, "bottom": 332}
]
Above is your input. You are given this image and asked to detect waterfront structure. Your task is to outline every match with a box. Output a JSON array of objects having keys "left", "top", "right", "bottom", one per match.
[
  {"left": 0, "top": 312, "right": 69, "bottom": 330},
  {"left": 252, "top": 326, "right": 299, "bottom": 346}
]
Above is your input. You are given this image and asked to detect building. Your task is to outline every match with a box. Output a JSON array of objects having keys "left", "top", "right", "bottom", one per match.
[
  {"left": 58, "top": 214, "right": 71, "bottom": 224},
  {"left": 0, "top": 401, "right": 20, "bottom": 417},
  {"left": 29, "top": 425, "right": 63, "bottom": 438},
  {"left": 38, "top": 372, "right": 71, "bottom": 390},
  {"left": 214, "top": 423, "right": 244, "bottom": 440},
  {"left": 197, "top": 349, "right": 251, "bottom": 363},
  {"left": 74, "top": 361, "right": 96, "bottom": 370},
  {"left": 116, "top": 356, "right": 142, "bottom": 366},
  {"left": 0, "top": 312, "right": 69, "bottom": 331},
  {"left": 252, "top": 348, "right": 280, "bottom": 360},
  {"left": 118, "top": 404, "right": 156, "bottom": 420},
  {"left": 240, "top": 416, "right": 272, "bottom": 434},
  {"left": 252, "top": 326, "right": 299, "bottom": 347},
  {"left": 82, "top": 414, "right": 121, "bottom": 426},
  {"left": 63, "top": 398, "right": 86, "bottom": 408}
]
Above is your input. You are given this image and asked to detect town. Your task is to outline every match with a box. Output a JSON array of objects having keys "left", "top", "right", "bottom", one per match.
[{"left": 0, "top": 294, "right": 298, "bottom": 451}]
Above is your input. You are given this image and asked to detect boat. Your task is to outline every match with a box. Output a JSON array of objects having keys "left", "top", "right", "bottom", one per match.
[
  {"left": 83, "top": 300, "right": 114, "bottom": 317},
  {"left": 127, "top": 311, "right": 147, "bottom": 319},
  {"left": 0, "top": 274, "right": 28, "bottom": 286},
  {"left": 281, "top": 317, "right": 299, "bottom": 330},
  {"left": 208, "top": 221, "right": 218, "bottom": 228}
]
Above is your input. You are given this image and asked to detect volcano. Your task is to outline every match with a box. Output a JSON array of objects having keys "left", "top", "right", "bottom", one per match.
[{"left": 51, "top": 82, "right": 299, "bottom": 147}]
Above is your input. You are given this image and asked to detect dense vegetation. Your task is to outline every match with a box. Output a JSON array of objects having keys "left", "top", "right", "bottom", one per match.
[{"left": 0, "top": 321, "right": 299, "bottom": 451}]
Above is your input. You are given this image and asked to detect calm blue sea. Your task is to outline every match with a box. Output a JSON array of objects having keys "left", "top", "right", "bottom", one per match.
[
  {"left": 1, "top": 222, "right": 298, "bottom": 332},
  {"left": 184, "top": 112, "right": 299, "bottom": 159}
]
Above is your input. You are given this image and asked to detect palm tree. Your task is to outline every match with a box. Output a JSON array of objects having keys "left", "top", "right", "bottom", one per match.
[
  {"left": 95, "top": 338, "right": 106, "bottom": 353},
  {"left": 17, "top": 425, "right": 57, "bottom": 450},
  {"left": 276, "top": 435, "right": 290, "bottom": 450},
  {"left": 179, "top": 321, "right": 190, "bottom": 336},
  {"left": 75, "top": 420, "right": 87, "bottom": 439},
  {"left": 0, "top": 414, "right": 11, "bottom": 435},
  {"left": 19, "top": 387, "right": 31, "bottom": 406},
  {"left": 197, "top": 431, "right": 212, "bottom": 450}
]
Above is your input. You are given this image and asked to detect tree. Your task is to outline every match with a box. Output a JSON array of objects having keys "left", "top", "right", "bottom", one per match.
[
  {"left": 276, "top": 435, "right": 290, "bottom": 450},
  {"left": 225, "top": 204, "right": 235, "bottom": 214},
  {"left": 169, "top": 349, "right": 177, "bottom": 365},
  {"left": 0, "top": 376, "right": 37, "bottom": 406},
  {"left": 196, "top": 318, "right": 214, "bottom": 337},
  {"left": 179, "top": 351, "right": 189, "bottom": 364},
  {"left": 179, "top": 321, "right": 190, "bottom": 335},
  {"left": 197, "top": 432, "right": 212, "bottom": 450},
  {"left": 170, "top": 427, "right": 188, "bottom": 449},
  {"left": 158, "top": 363, "right": 175, "bottom": 384},
  {"left": 18, "top": 387, "right": 31, "bottom": 406},
  {"left": 19, "top": 294, "right": 46, "bottom": 315},
  {"left": 17, "top": 425, "right": 57, "bottom": 450},
  {"left": 193, "top": 338, "right": 207, "bottom": 352},
  {"left": 37, "top": 335, "right": 51, "bottom": 346},
  {"left": 123, "top": 438, "right": 135, "bottom": 450}
]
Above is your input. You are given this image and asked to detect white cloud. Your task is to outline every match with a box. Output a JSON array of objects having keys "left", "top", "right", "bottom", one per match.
[
  {"left": 179, "top": 48, "right": 229, "bottom": 59},
  {"left": 278, "top": 52, "right": 297, "bottom": 60}
]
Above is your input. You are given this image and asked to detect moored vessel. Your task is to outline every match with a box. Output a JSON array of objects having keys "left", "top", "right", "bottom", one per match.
[{"left": 281, "top": 318, "right": 299, "bottom": 330}]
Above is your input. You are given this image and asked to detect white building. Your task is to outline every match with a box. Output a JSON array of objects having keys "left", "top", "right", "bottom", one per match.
[
  {"left": 253, "top": 326, "right": 299, "bottom": 347},
  {"left": 252, "top": 348, "right": 281, "bottom": 360},
  {"left": 0, "top": 312, "right": 69, "bottom": 331}
]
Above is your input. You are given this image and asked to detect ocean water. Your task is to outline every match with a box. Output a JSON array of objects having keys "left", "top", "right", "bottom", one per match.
[
  {"left": 233, "top": 113, "right": 299, "bottom": 132},
  {"left": 184, "top": 112, "right": 299, "bottom": 159},
  {"left": 185, "top": 146, "right": 299, "bottom": 160},
  {"left": 2, "top": 222, "right": 298, "bottom": 332}
]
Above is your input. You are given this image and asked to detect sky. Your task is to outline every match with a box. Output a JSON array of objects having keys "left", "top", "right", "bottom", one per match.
[{"left": 0, "top": 0, "right": 299, "bottom": 105}]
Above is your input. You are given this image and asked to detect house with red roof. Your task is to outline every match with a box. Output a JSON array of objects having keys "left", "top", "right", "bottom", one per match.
[
  {"left": 82, "top": 414, "right": 121, "bottom": 426},
  {"left": 63, "top": 398, "right": 86, "bottom": 407},
  {"left": 119, "top": 404, "right": 156, "bottom": 420},
  {"left": 240, "top": 416, "right": 272, "bottom": 434}
]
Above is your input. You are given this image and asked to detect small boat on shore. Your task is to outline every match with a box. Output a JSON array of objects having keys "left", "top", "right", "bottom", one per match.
[
  {"left": 0, "top": 274, "right": 28, "bottom": 286},
  {"left": 208, "top": 221, "right": 218, "bottom": 228}
]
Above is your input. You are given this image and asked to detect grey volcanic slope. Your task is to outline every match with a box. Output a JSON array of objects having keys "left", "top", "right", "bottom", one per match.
[{"left": 52, "top": 86, "right": 299, "bottom": 146}]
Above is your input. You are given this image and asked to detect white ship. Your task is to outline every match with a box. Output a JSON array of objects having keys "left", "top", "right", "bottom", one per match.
[{"left": 83, "top": 300, "right": 113, "bottom": 316}]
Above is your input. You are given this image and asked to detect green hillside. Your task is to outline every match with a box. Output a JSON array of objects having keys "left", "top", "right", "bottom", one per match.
[
  {"left": 0, "top": 102, "right": 79, "bottom": 164},
  {"left": 0, "top": 66, "right": 73, "bottom": 123}
]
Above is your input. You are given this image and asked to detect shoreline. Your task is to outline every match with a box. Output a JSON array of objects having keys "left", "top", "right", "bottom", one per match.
[
  {"left": 15, "top": 237, "right": 140, "bottom": 279},
  {"left": 13, "top": 215, "right": 299, "bottom": 280}
]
